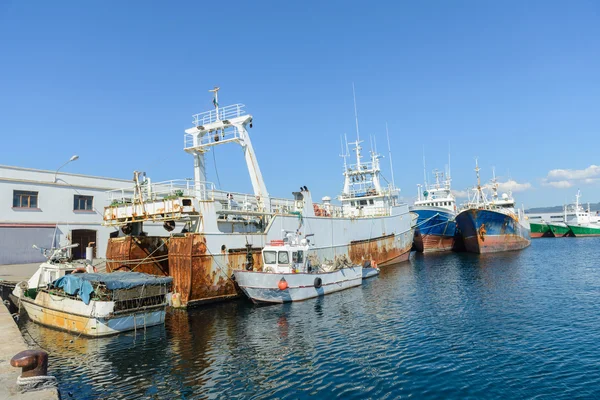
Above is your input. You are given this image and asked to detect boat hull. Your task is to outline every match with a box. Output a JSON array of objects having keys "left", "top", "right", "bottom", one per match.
[
  {"left": 20, "top": 292, "right": 166, "bottom": 337},
  {"left": 547, "top": 223, "right": 573, "bottom": 237},
  {"left": 411, "top": 208, "right": 456, "bottom": 253},
  {"left": 529, "top": 222, "right": 555, "bottom": 238},
  {"left": 455, "top": 209, "right": 531, "bottom": 253},
  {"left": 234, "top": 267, "right": 363, "bottom": 304},
  {"left": 362, "top": 267, "right": 380, "bottom": 279},
  {"left": 567, "top": 224, "right": 600, "bottom": 237},
  {"left": 107, "top": 209, "right": 414, "bottom": 307}
]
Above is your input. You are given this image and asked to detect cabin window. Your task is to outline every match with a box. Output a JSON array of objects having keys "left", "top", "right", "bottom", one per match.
[
  {"left": 293, "top": 250, "right": 304, "bottom": 263},
  {"left": 360, "top": 200, "right": 367, "bottom": 206},
  {"left": 263, "top": 251, "right": 277, "bottom": 264},
  {"left": 74, "top": 195, "right": 93, "bottom": 211},
  {"left": 351, "top": 201, "right": 355, "bottom": 206},
  {"left": 278, "top": 251, "right": 290, "bottom": 264},
  {"left": 369, "top": 199, "right": 374, "bottom": 205},
  {"left": 13, "top": 190, "right": 38, "bottom": 208}
]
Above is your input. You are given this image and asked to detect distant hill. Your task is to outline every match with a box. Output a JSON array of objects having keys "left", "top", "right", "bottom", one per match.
[{"left": 527, "top": 202, "right": 600, "bottom": 213}]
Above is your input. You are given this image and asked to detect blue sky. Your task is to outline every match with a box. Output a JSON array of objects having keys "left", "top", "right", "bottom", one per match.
[{"left": 1, "top": 1, "right": 599, "bottom": 208}]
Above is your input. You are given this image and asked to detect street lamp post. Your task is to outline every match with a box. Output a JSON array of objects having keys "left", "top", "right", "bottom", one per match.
[{"left": 53, "top": 155, "right": 79, "bottom": 183}]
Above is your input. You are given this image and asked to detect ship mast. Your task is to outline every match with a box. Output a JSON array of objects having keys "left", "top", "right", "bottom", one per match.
[
  {"left": 475, "top": 158, "right": 483, "bottom": 207},
  {"left": 209, "top": 86, "right": 220, "bottom": 120},
  {"left": 184, "top": 88, "right": 271, "bottom": 212},
  {"left": 386, "top": 123, "right": 396, "bottom": 191}
]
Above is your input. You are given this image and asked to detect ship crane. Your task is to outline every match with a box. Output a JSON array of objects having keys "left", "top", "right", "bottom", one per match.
[{"left": 183, "top": 87, "right": 271, "bottom": 212}]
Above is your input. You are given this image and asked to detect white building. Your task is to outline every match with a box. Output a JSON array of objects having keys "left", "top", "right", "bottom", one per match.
[{"left": 0, "top": 165, "right": 163, "bottom": 265}]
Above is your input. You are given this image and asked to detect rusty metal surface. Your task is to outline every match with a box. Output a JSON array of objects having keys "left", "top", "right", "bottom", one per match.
[
  {"left": 31, "top": 296, "right": 92, "bottom": 335},
  {"left": 10, "top": 350, "right": 48, "bottom": 378},
  {"left": 106, "top": 236, "right": 169, "bottom": 276},
  {"left": 168, "top": 234, "right": 263, "bottom": 306},
  {"left": 349, "top": 233, "right": 412, "bottom": 267}
]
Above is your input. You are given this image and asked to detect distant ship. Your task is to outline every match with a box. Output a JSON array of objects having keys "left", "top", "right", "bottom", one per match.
[
  {"left": 411, "top": 170, "right": 457, "bottom": 252},
  {"left": 455, "top": 161, "right": 531, "bottom": 253},
  {"left": 546, "top": 214, "right": 573, "bottom": 237},
  {"left": 564, "top": 191, "right": 600, "bottom": 236},
  {"left": 528, "top": 216, "right": 554, "bottom": 238}
]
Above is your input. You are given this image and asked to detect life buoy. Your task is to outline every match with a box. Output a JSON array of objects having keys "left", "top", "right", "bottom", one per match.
[{"left": 314, "top": 277, "right": 322, "bottom": 289}]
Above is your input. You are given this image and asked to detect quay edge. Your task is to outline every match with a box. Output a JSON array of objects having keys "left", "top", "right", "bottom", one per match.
[{"left": 0, "top": 284, "right": 59, "bottom": 400}]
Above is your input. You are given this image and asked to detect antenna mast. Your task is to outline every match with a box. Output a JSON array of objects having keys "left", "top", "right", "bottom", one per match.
[
  {"left": 448, "top": 149, "right": 451, "bottom": 180},
  {"left": 422, "top": 146, "right": 428, "bottom": 188},
  {"left": 209, "top": 86, "right": 220, "bottom": 120},
  {"left": 352, "top": 82, "right": 361, "bottom": 142},
  {"left": 340, "top": 134, "right": 348, "bottom": 171},
  {"left": 386, "top": 123, "right": 396, "bottom": 190}
]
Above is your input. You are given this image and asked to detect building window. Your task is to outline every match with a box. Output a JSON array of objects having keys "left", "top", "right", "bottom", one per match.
[
  {"left": 74, "top": 195, "right": 93, "bottom": 211},
  {"left": 13, "top": 190, "right": 38, "bottom": 208}
]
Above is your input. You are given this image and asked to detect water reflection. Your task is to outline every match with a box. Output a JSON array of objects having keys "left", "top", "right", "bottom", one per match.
[{"left": 17, "top": 239, "right": 600, "bottom": 399}]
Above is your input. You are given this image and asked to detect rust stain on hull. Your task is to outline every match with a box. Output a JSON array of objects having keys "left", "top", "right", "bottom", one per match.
[
  {"left": 349, "top": 234, "right": 412, "bottom": 267},
  {"left": 106, "top": 236, "right": 169, "bottom": 276},
  {"left": 168, "top": 234, "right": 263, "bottom": 307},
  {"left": 26, "top": 297, "right": 92, "bottom": 334}
]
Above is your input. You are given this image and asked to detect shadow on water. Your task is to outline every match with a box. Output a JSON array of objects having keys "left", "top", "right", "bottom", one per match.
[{"left": 15, "top": 239, "right": 600, "bottom": 399}]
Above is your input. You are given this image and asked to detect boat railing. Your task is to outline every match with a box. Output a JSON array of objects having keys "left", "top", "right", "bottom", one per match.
[
  {"left": 346, "top": 160, "right": 375, "bottom": 173},
  {"left": 192, "top": 103, "right": 246, "bottom": 127},
  {"left": 184, "top": 125, "right": 242, "bottom": 150},
  {"left": 106, "top": 180, "right": 216, "bottom": 204}
]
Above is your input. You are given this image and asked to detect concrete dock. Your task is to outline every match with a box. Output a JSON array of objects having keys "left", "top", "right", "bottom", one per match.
[
  {"left": 0, "top": 259, "right": 106, "bottom": 400},
  {"left": 0, "top": 301, "right": 59, "bottom": 399}
]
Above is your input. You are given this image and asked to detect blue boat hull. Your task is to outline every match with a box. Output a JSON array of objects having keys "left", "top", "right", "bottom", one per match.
[
  {"left": 455, "top": 209, "right": 531, "bottom": 253},
  {"left": 412, "top": 208, "right": 457, "bottom": 253}
]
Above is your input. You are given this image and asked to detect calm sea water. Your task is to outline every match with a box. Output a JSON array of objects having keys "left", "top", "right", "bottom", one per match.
[{"left": 19, "top": 238, "right": 600, "bottom": 399}]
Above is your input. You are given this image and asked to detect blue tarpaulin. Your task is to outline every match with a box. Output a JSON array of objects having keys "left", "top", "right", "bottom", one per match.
[{"left": 51, "top": 272, "right": 172, "bottom": 305}]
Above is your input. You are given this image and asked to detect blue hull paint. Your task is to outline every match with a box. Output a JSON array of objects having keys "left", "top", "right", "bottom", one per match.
[
  {"left": 455, "top": 209, "right": 531, "bottom": 254},
  {"left": 412, "top": 208, "right": 457, "bottom": 252}
]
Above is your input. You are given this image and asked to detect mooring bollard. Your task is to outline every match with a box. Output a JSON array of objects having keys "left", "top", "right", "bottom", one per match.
[{"left": 10, "top": 349, "right": 57, "bottom": 391}]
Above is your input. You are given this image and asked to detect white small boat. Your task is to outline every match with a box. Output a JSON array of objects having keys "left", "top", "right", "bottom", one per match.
[
  {"left": 12, "top": 244, "right": 172, "bottom": 337},
  {"left": 234, "top": 232, "right": 363, "bottom": 304},
  {"left": 362, "top": 267, "right": 380, "bottom": 279}
]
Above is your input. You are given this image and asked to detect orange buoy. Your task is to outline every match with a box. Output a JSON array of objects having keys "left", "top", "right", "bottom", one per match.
[{"left": 278, "top": 278, "right": 288, "bottom": 290}]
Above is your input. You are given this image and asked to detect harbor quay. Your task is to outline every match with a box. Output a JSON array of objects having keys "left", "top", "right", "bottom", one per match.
[{"left": 0, "top": 285, "right": 59, "bottom": 400}]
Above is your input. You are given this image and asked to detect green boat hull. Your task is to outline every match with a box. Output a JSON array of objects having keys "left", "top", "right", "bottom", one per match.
[
  {"left": 567, "top": 225, "right": 600, "bottom": 237},
  {"left": 547, "top": 223, "right": 573, "bottom": 237},
  {"left": 529, "top": 222, "right": 554, "bottom": 238}
]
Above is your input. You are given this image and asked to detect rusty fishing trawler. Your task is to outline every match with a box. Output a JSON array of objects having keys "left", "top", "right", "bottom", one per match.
[
  {"left": 102, "top": 88, "right": 415, "bottom": 307},
  {"left": 455, "top": 161, "right": 531, "bottom": 253},
  {"left": 411, "top": 169, "right": 457, "bottom": 252}
]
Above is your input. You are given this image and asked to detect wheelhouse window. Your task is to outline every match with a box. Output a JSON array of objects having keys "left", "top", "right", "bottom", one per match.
[
  {"left": 13, "top": 190, "right": 38, "bottom": 208},
  {"left": 74, "top": 195, "right": 93, "bottom": 211},
  {"left": 264, "top": 251, "right": 277, "bottom": 264},
  {"left": 278, "top": 251, "right": 290, "bottom": 264},
  {"left": 293, "top": 250, "right": 304, "bottom": 263}
]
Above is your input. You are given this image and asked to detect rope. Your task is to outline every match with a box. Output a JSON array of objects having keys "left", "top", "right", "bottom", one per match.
[
  {"left": 212, "top": 147, "right": 222, "bottom": 189},
  {"left": 205, "top": 246, "right": 237, "bottom": 284},
  {"left": 107, "top": 238, "right": 171, "bottom": 273},
  {"left": 413, "top": 213, "right": 440, "bottom": 229},
  {"left": 16, "top": 375, "right": 58, "bottom": 391}
]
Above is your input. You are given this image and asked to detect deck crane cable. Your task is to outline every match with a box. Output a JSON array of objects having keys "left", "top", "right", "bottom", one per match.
[{"left": 212, "top": 147, "right": 222, "bottom": 190}]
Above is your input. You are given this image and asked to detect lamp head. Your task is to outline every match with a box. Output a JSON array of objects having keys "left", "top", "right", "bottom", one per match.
[{"left": 70, "top": 155, "right": 79, "bottom": 162}]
